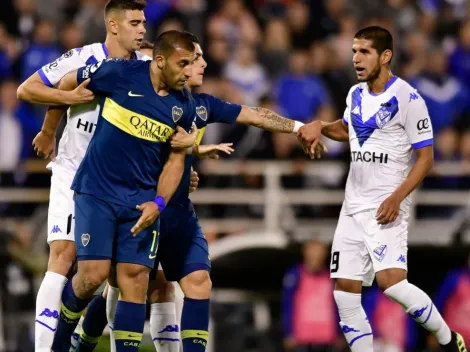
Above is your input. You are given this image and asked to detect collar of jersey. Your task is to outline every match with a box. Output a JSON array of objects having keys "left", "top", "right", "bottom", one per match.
[{"left": 368, "top": 75, "right": 398, "bottom": 97}]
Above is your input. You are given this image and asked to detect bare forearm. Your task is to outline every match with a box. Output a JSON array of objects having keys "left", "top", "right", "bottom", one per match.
[
  {"left": 156, "top": 150, "right": 186, "bottom": 204},
  {"left": 321, "top": 119, "right": 349, "bottom": 141},
  {"left": 42, "top": 106, "right": 68, "bottom": 136},
  {"left": 394, "top": 154, "right": 433, "bottom": 201},
  {"left": 237, "top": 106, "right": 295, "bottom": 133},
  {"left": 17, "top": 73, "right": 73, "bottom": 106}
]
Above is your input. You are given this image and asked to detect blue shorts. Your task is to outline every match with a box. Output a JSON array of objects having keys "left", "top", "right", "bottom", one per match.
[
  {"left": 153, "top": 201, "right": 211, "bottom": 282},
  {"left": 74, "top": 192, "right": 159, "bottom": 269}
]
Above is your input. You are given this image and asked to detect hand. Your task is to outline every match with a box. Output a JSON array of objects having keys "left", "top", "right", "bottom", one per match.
[
  {"left": 131, "top": 201, "right": 160, "bottom": 236},
  {"left": 283, "top": 337, "right": 296, "bottom": 351},
  {"left": 308, "top": 140, "right": 329, "bottom": 159},
  {"left": 170, "top": 123, "right": 198, "bottom": 150},
  {"left": 194, "top": 143, "right": 234, "bottom": 160},
  {"left": 64, "top": 78, "right": 95, "bottom": 105},
  {"left": 189, "top": 168, "right": 199, "bottom": 193},
  {"left": 32, "top": 130, "right": 56, "bottom": 160},
  {"left": 376, "top": 193, "right": 402, "bottom": 225},
  {"left": 297, "top": 120, "right": 322, "bottom": 153}
]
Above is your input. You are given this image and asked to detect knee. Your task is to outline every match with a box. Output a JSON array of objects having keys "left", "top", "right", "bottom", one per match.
[
  {"left": 334, "top": 278, "right": 362, "bottom": 294},
  {"left": 148, "top": 272, "right": 175, "bottom": 303},
  {"left": 117, "top": 263, "right": 150, "bottom": 302},
  {"left": 180, "top": 270, "right": 212, "bottom": 299},
  {"left": 376, "top": 269, "right": 407, "bottom": 292},
  {"left": 48, "top": 241, "right": 77, "bottom": 276},
  {"left": 74, "top": 261, "right": 110, "bottom": 295}
]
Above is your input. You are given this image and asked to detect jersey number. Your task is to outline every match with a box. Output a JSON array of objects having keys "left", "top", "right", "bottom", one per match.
[
  {"left": 331, "top": 251, "right": 340, "bottom": 273},
  {"left": 149, "top": 230, "right": 159, "bottom": 259}
]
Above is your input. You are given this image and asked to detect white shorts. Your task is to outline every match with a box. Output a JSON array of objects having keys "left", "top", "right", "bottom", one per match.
[
  {"left": 330, "top": 209, "right": 409, "bottom": 286},
  {"left": 47, "top": 171, "right": 75, "bottom": 244}
]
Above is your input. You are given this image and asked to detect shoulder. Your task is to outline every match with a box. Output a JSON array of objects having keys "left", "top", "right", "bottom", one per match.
[
  {"left": 135, "top": 51, "right": 152, "bottom": 61},
  {"left": 394, "top": 77, "right": 420, "bottom": 103},
  {"left": 347, "top": 83, "right": 362, "bottom": 98}
]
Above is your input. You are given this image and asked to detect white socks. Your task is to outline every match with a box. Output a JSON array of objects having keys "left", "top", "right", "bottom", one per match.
[
  {"left": 35, "top": 271, "right": 68, "bottom": 352},
  {"left": 150, "top": 303, "right": 180, "bottom": 352},
  {"left": 384, "top": 279, "right": 452, "bottom": 345},
  {"left": 334, "top": 291, "right": 374, "bottom": 352},
  {"left": 70, "top": 315, "right": 84, "bottom": 351},
  {"left": 106, "top": 285, "right": 120, "bottom": 352}
]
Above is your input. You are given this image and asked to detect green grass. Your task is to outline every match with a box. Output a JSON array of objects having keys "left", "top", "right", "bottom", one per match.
[{"left": 94, "top": 335, "right": 155, "bottom": 351}]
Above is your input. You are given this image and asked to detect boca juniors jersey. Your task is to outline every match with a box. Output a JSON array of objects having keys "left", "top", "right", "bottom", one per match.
[
  {"left": 342, "top": 76, "right": 433, "bottom": 215},
  {"left": 71, "top": 59, "right": 195, "bottom": 207}
]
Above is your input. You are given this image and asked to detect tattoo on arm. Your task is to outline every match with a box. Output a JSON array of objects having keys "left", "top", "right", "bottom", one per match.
[{"left": 250, "top": 107, "right": 295, "bottom": 133}]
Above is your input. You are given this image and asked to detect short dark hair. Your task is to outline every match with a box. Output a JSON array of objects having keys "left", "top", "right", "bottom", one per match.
[
  {"left": 104, "top": 0, "right": 147, "bottom": 15},
  {"left": 354, "top": 26, "right": 393, "bottom": 61},
  {"left": 153, "top": 30, "right": 195, "bottom": 58},
  {"left": 183, "top": 31, "right": 200, "bottom": 45},
  {"left": 139, "top": 40, "right": 154, "bottom": 51}
]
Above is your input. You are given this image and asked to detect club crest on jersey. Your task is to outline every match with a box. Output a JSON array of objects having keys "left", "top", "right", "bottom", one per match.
[
  {"left": 375, "top": 106, "right": 392, "bottom": 128},
  {"left": 172, "top": 106, "right": 183, "bottom": 123},
  {"left": 81, "top": 233, "right": 90, "bottom": 247},
  {"left": 196, "top": 106, "right": 208, "bottom": 121}
]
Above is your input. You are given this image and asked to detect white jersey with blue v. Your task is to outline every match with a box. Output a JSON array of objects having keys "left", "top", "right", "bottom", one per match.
[{"left": 342, "top": 76, "right": 433, "bottom": 216}]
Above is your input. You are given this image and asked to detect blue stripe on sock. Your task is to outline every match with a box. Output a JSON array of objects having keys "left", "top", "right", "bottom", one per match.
[
  {"left": 422, "top": 304, "right": 433, "bottom": 325},
  {"left": 349, "top": 332, "right": 373, "bottom": 347},
  {"left": 153, "top": 337, "right": 180, "bottom": 342},
  {"left": 35, "top": 320, "right": 57, "bottom": 332}
]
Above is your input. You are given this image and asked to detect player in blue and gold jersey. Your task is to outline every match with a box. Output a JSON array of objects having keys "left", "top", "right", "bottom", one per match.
[{"left": 50, "top": 30, "right": 198, "bottom": 352}]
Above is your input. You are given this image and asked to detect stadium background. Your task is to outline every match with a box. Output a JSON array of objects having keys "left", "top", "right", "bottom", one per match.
[{"left": 1, "top": 0, "right": 470, "bottom": 351}]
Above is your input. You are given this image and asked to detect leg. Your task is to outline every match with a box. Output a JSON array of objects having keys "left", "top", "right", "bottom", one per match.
[
  {"left": 36, "top": 172, "right": 76, "bottom": 352},
  {"left": 330, "top": 212, "right": 374, "bottom": 352},
  {"left": 105, "top": 266, "right": 120, "bottom": 352},
  {"left": 148, "top": 267, "right": 180, "bottom": 352}
]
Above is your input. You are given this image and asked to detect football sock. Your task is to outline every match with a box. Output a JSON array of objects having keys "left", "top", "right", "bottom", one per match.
[
  {"left": 181, "top": 298, "right": 210, "bottom": 352},
  {"left": 113, "top": 301, "right": 146, "bottom": 351},
  {"left": 334, "top": 291, "right": 374, "bottom": 352},
  {"left": 77, "top": 294, "right": 108, "bottom": 351},
  {"left": 106, "top": 285, "right": 120, "bottom": 352},
  {"left": 384, "top": 279, "right": 452, "bottom": 345},
  {"left": 70, "top": 315, "right": 84, "bottom": 351},
  {"left": 52, "top": 280, "right": 91, "bottom": 352},
  {"left": 35, "top": 271, "right": 68, "bottom": 352},
  {"left": 150, "top": 302, "right": 180, "bottom": 352}
]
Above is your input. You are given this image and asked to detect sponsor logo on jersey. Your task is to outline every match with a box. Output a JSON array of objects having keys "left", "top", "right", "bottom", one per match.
[
  {"left": 81, "top": 233, "right": 90, "bottom": 247},
  {"left": 417, "top": 118, "right": 430, "bottom": 131},
  {"left": 102, "top": 98, "right": 174, "bottom": 142},
  {"left": 350, "top": 151, "right": 388, "bottom": 163},
  {"left": 128, "top": 91, "right": 144, "bottom": 97},
  {"left": 373, "top": 244, "right": 387, "bottom": 262},
  {"left": 172, "top": 106, "right": 184, "bottom": 123},
  {"left": 50, "top": 225, "right": 62, "bottom": 234},
  {"left": 196, "top": 106, "right": 208, "bottom": 121},
  {"left": 82, "top": 60, "right": 103, "bottom": 79},
  {"left": 409, "top": 92, "right": 419, "bottom": 102},
  {"left": 77, "top": 118, "right": 97, "bottom": 134}
]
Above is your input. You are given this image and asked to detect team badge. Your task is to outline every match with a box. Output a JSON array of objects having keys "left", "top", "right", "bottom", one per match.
[
  {"left": 196, "top": 106, "right": 207, "bottom": 121},
  {"left": 81, "top": 233, "right": 90, "bottom": 247},
  {"left": 373, "top": 244, "right": 387, "bottom": 262},
  {"left": 375, "top": 106, "right": 392, "bottom": 128},
  {"left": 172, "top": 106, "right": 183, "bottom": 123}
]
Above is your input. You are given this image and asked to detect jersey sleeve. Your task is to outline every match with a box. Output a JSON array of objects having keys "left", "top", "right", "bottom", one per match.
[
  {"left": 38, "top": 48, "right": 84, "bottom": 87},
  {"left": 403, "top": 90, "right": 433, "bottom": 149},
  {"left": 342, "top": 88, "right": 353, "bottom": 125},
  {"left": 202, "top": 94, "right": 242, "bottom": 124},
  {"left": 77, "top": 59, "right": 125, "bottom": 96}
]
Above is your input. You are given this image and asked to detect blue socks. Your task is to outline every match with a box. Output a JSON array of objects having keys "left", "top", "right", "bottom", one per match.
[
  {"left": 113, "top": 301, "right": 146, "bottom": 351},
  {"left": 52, "top": 280, "right": 91, "bottom": 352},
  {"left": 76, "top": 294, "right": 108, "bottom": 351},
  {"left": 181, "top": 298, "right": 210, "bottom": 352}
]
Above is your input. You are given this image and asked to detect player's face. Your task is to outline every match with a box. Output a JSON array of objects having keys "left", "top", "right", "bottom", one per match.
[
  {"left": 187, "top": 44, "right": 207, "bottom": 88},
  {"left": 352, "top": 38, "right": 382, "bottom": 82},
  {"left": 115, "top": 10, "right": 146, "bottom": 52},
  {"left": 161, "top": 47, "right": 195, "bottom": 90}
]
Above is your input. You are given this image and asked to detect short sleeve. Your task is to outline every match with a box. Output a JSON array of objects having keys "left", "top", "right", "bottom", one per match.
[
  {"left": 38, "top": 48, "right": 85, "bottom": 87},
  {"left": 202, "top": 94, "right": 241, "bottom": 124},
  {"left": 77, "top": 59, "right": 125, "bottom": 96},
  {"left": 342, "top": 89, "right": 352, "bottom": 125},
  {"left": 404, "top": 90, "right": 433, "bottom": 149}
]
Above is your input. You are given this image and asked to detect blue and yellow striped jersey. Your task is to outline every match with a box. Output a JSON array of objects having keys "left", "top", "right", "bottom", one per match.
[
  {"left": 71, "top": 59, "right": 195, "bottom": 207},
  {"left": 169, "top": 93, "right": 241, "bottom": 206}
]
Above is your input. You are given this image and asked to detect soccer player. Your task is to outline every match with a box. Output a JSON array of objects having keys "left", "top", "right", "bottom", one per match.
[
  {"left": 297, "top": 26, "right": 467, "bottom": 352},
  {"left": 16, "top": 1, "right": 151, "bottom": 351},
  {"left": 48, "top": 30, "right": 199, "bottom": 352}
]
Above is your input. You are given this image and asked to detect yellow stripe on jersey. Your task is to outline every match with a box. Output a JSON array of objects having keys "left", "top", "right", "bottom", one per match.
[
  {"left": 101, "top": 98, "right": 175, "bottom": 142},
  {"left": 195, "top": 127, "right": 206, "bottom": 146}
]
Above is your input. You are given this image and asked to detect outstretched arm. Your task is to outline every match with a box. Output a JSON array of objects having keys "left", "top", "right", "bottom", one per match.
[{"left": 236, "top": 106, "right": 300, "bottom": 133}]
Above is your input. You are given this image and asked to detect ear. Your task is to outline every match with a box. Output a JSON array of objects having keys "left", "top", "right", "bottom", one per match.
[
  {"left": 155, "top": 55, "right": 165, "bottom": 70},
  {"left": 107, "top": 19, "right": 118, "bottom": 35},
  {"left": 381, "top": 49, "right": 393, "bottom": 65}
]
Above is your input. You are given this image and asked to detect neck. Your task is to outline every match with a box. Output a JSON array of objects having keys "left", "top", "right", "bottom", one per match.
[
  {"left": 104, "top": 36, "right": 133, "bottom": 59},
  {"left": 367, "top": 68, "right": 394, "bottom": 94},
  {"left": 149, "top": 61, "right": 169, "bottom": 96}
]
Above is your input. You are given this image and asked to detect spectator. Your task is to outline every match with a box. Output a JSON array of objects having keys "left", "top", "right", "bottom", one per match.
[
  {"left": 285, "top": 1, "right": 312, "bottom": 49},
  {"left": 282, "top": 240, "right": 342, "bottom": 352},
  {"left": 204, "top": 38, "right": 230, "bottom": 77},
  {"left": 59, "top": 22, "right": 84, "bottom": 52},
  {"left": 224, "top": 42, "right": 269, "bottom": 106},
  {"left": 74, "top": 0, "right": 107, "bottom": 44},
  {"left": 0, "top": 24, "right": 14, "bottom": 82},
  {"left": 449, "top": 19, "right": 470, "bottom": 89},
  {"left": 260, "top": 18, "right": 291, "bottom": 80}
]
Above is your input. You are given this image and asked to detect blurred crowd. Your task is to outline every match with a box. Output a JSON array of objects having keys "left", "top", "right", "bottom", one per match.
[{"left": 1, "top": 0, "right": 470, "bottom": 169}]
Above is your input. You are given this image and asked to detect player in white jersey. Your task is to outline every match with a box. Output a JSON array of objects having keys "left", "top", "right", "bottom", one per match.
[
  {"left": 297, "top": 26, "right": 467, "bottom": 352},
  {"left": 17, "top": 1, "right": 150, "bottom": 350}
]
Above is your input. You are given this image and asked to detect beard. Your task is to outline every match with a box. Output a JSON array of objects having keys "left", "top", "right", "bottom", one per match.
[{"left": 357, "top": 61, "right": 381, "bottom": 82}]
